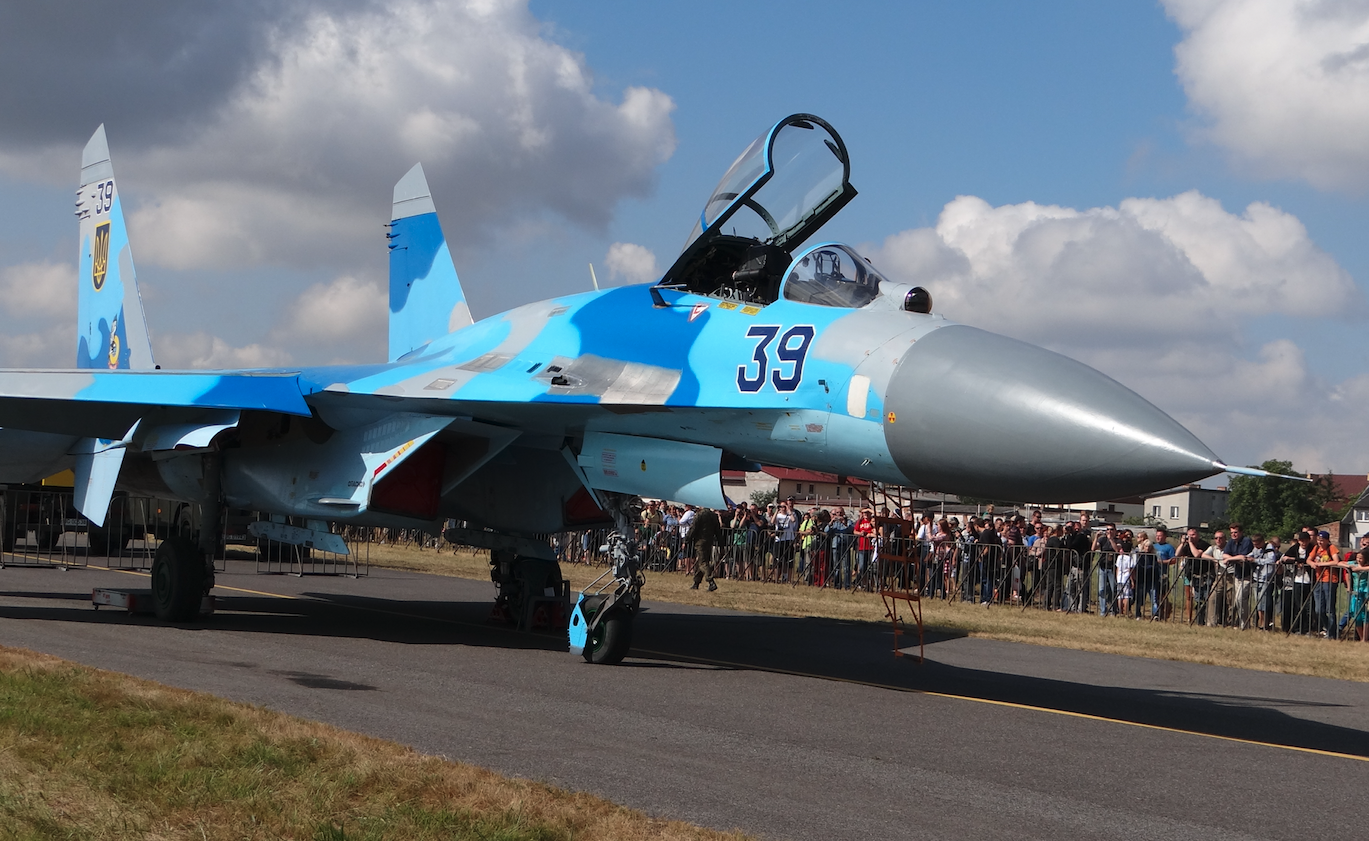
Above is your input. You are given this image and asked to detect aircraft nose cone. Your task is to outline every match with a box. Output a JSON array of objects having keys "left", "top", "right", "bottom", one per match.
[{"left": 883, "top": 325, "right": 1219, "bottom": 503}]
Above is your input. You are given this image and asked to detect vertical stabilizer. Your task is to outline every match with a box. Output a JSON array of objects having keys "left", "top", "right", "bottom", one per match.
[
  {"left": 71, "top": 126, "right": 154, "bottom": 526},
  {"left": 387, "top": 163, "right": 471, "bottom": 361},
  {"left": 75, "top": 124, "right": 154, "bottom": 370}
]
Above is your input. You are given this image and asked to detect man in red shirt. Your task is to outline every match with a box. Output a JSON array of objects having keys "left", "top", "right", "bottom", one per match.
[{"left": 854, "top": 509, "right": 876, "bottom": 590}]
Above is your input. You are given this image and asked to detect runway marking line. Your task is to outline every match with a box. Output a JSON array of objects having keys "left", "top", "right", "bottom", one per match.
[
  {"left": 89, "top": 565, "right": 1368, "bottom": 763},
  {"left": 633, "top": 648, "right": 1369, "bottom": 764}
]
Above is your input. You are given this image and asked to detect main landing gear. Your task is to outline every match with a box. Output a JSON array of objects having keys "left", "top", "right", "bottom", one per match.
[
  {"left": 151, "top": 454, "right": 221, "bottom": 622},
  {"left": 444, "top": 527, "right": 573, "bottom": 635},
  {"left": 150, "top": 536, "right": 213, "bottom": 622}
]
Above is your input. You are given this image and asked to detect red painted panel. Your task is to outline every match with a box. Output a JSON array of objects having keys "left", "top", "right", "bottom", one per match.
[
  {"left": 564, "top": 486, "right": 611, "bottom": 528},
  {"left": 371, "top": 442, "right": 445, "bottom": 520}
]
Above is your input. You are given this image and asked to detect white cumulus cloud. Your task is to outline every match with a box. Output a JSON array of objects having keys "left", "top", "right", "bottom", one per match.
[
  {"left": 1, "top": 0, "right": 677, "bottom": 277},
  {"left": 154, "top": 274, "right": 388, "bottom": 368},
  {"left": 155, "top": 332, "right": 293, "bottom": 370},
  {"left": 868, "top": 191, "right": 1369, "bottom": 469},
  {"left": 0, "top": 0, "right": 677, "bottom": 368},
  {"left": 0, "top": 261, "right": 74, "bottom": 318},
  {"left": 1165, "top": 0, "right": 1369, "bottom": 190},
  {"left": 603, "top": 242, "right": 659, "bottom": 284},
  {"left": 0, "top": 261, "right": 76, "bottom": 367}
]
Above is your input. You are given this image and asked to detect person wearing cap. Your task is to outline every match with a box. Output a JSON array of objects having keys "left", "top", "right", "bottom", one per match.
[
  {"left": 1308, "top": 530, "right": 1342, "bottom": 638},
  {"left": 1253, "top": 535, "right": 1280, "bottom": 630}
]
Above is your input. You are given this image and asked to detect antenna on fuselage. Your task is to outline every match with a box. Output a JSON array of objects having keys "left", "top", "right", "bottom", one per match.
[{"left": 588, "top": 263, "right": 601, "bottom": 291}]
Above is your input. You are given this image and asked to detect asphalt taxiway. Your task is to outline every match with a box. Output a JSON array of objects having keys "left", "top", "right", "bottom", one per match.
[{"left": 1, "top": 558, "right": 1366, "bottom": 840}]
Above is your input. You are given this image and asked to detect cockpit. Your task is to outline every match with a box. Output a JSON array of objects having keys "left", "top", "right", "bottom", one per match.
[
  {"left": 655, "top": 113, "right": 931, "bottom": 314},
  {"left": 782, "top": 243, "right": 883, "bottom": 308}
]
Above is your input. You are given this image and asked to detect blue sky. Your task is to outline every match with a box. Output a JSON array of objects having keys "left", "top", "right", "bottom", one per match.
[{"left": 0, "top": 0, "right": 1367, "bottom": 473}]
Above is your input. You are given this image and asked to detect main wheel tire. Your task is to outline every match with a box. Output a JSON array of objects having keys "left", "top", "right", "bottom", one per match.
[
  {"left": 583, "top": 610, "right": 632, "bottom": 665},
  {"left": 151, "top": 537, "right": 207, "bottom": 622}
]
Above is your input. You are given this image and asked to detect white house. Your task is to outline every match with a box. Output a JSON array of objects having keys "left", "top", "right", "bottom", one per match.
[{"left": 1144, "top": 486, "right": 1229, "bottom": 531}]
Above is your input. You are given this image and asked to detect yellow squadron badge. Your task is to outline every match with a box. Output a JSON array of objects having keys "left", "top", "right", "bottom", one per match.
[
  {"left": 92, "top": 222, "right": 111, "bottom": 291},
  {"left": 107, "top": 316, "right": 120, "bottom": 369}
]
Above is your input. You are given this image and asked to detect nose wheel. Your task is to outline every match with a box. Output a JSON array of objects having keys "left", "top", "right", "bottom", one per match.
[
  {"left": 574, "top": 600, "right": 634, "bottom": 664},
  {"left": 568, "top": 530, "right": 643, "bottom": 665}
]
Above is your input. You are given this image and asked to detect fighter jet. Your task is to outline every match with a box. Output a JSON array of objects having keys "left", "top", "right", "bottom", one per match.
[{"left": 0, "top": 114, "right": 1238, "bottom": 662}]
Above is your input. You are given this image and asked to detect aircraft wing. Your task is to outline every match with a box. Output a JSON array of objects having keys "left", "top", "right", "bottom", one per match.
[{"left": 0, "top": 369, "right": 313, "bottom": 440}]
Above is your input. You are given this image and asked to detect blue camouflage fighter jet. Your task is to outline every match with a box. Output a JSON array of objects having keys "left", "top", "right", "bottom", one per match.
[{"left": 0, "top": 115, "right": 1242, "bottom": 663}]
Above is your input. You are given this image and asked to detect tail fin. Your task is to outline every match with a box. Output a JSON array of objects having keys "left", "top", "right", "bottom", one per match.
[
  {"left": 71, "top": 126, "right": 155, "bottom": 525},
  {"left": 75, "top": 124, "right": 154, "bottom": 370},
  {"left": 387, "top": 163, "right": 471, "bottom": 361}
]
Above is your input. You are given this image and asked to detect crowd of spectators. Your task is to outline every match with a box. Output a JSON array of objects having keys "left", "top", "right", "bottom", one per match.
[{"left": 576, "top": 499, "right": 1369, "bottom": 640}]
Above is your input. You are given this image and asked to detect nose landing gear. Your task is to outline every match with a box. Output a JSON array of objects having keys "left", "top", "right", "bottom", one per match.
[{"left": 569, "top": 531, "right": 643, "bottom": 665}]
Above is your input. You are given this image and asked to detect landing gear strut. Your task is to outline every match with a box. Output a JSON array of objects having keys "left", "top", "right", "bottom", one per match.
[
  {"left": 445, "top": 527, "right": 570, "bottom": 633},
  {"left": 487, "top": 550, "right": 569, "bottom": 632},
  {"left": 568, "top": 492, "right": 644, "bottom": 665},
  {"left": 151, "top": 453, "right": 221, "bottom": 623},
  {"left": 569, "top": 530, "right": 643, "bottom": 664}
]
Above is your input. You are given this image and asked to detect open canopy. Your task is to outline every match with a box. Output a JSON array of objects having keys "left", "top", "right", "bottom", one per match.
[
  {"left": 659, "top": 114, "right": 856, "bottom": 301},
  {"left": 684, "top": 114, "right": 855, "bottom": 254}
]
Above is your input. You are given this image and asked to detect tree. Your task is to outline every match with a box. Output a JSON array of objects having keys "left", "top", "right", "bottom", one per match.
[
  {"left": 750, "top": 488, "right": 777, "bottom": 508},
  {"left": 1225, "top": 460, "right": 1337, "bottom": 540}
]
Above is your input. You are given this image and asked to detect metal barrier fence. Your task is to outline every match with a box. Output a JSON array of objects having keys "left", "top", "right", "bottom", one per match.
[
  {"left": 562, "top": 524, "right": 882, "bottom": 589},
  {"left": 556, "top": 521, "right": 1369, "bottom": 641},
  {"left": 0, "top": 488, "right": 89, "bottom": 569},
  {"left": 0, "top": 489, "right": 247, "bottom": 573},
  {"left": 95, "top": 495, "right": 225, "bottom": 572},
  {"left": 1, "top": 488, "right": 372, "bottom": 578},
  {"left": 0, "top": 489, "right": 209, "bottom": 571}
]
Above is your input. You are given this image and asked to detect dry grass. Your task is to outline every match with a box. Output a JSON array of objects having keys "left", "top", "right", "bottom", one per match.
[
  {"left": 0, "top": 646, "right": 750, "bottom": 841},
  {"left": 368, "top": 543, "right": 1369, "bottom": 683}
]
